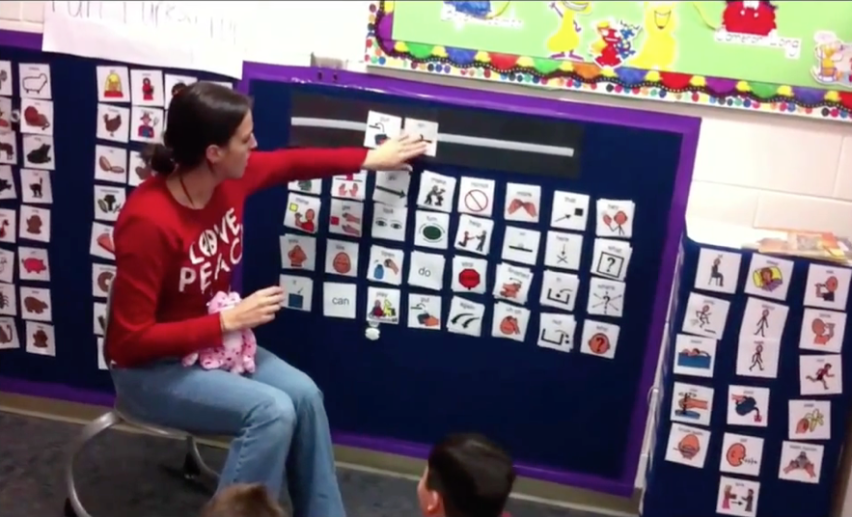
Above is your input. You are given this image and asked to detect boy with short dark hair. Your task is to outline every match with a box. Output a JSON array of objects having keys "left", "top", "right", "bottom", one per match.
[
  {"left": 200, "top": 483, "right": 288, "bottom": 517},
  {"left": 417, "top": 433, "right": 516, "bottom": 517}
]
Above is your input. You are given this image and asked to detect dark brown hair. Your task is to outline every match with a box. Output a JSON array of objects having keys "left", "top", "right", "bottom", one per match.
[
  {"left": 143, "top": 81, "right": 252, "bottom": 175},
  {"left": 200, "top": 483, "right": 288, "bottom": 517}
]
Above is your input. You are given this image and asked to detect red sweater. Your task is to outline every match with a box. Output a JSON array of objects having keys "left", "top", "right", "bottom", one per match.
[{"left": 106, "top": 148, "right": 368, "bottom": 368}]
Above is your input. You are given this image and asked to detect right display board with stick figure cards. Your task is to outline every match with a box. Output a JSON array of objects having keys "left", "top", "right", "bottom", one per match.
[{"left": 641, "top": 221, "right": 852, "bottom": 517}]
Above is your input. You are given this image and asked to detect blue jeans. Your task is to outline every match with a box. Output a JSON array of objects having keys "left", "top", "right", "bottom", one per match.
[{"left": 110, "top": 346, "right": 345, "bottom": 517}]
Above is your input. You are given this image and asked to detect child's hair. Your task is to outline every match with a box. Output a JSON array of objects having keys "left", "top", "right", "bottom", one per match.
[
  {"left": 200, "top": 483, "right": 288, "bottom": 517},
  {"left": 426, "top": 433, "right": 516, "bottom": 517}
]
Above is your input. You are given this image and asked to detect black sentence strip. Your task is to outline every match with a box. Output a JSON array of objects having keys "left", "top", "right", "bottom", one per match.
[{"left": 287, "top": 87, "right": 583, "bottom": 178}]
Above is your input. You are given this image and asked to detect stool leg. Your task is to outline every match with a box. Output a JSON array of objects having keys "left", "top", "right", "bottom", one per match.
[
  {"left": 65, "top": 411, "right": 123, "bottom": 517},
  {"left": 184, "top": 436, "right": 220, "bottom": 480}
]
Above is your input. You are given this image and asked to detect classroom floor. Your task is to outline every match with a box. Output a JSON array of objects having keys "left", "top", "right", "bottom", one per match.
[{"left": 0, "top": 411, "right": 615, "bottom": 517}]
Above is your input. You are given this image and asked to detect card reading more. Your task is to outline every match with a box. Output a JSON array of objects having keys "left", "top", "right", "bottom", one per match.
[
  {"left": 416, "top": 171, "right": 457, "bottom": 213},
  {"left": 403, "top": 118, "right": 439, "bottom": 156},
  {"left": 454, "top": 215, "right": 494, "bottom": 256},
  {"left": 451, "top": 256, "right": 488, "bottom": 294},
  {"left": 324, "top": 239, "right": 359, "bottom": 278},
  {"left": 543, "top": 230, "right": 583, "bottom": 271},
  {"left": 504, "top": 183, "right": 542, "bottom": 223},
  {"left": 280, "top": 234, "right": 317, "bottom": 272},
  {"left": 672, "top": 334, "right": 718, "bottom": 378},
  {"left": 366, "top": 286, "right": 401, "bottom": 324},
  {"left": 682, "top": 292, "right": 731, "bottom": 339},
  {"left": 457, "top": 176, "right": 496, "bottom": 217},
  {"left": 579, "top": 319, "right": 620, "bottom": 359},
  {"left": 550, "top": 190, "right": 590, "bottom": 232},
  {"left": 590, "top": 238, "right": 632, "bottom": 281},
  {"left": 719, "top": 432, "right": 764, "bottom": 477},
  {"left": 446, "top": 296, "right": 486, "bottom": 337},
  {"left": 367, "top": 245, "right": 405, "bottom": 286},
  {"left": 739, "top": 297, "right": 788, "bottom": 341},
  {"left": 742, "top": 253, "right": 794, "bottom": 302},
  {"left": 799, "top": 354, "right": 842, "bottom": 396},
  {"left": 25, "top": 321, "right": 55, "bottom": 357},
  {"left": 799, "top": 307, "right": 846, "bottom": 354},
  {"left": 279, "top": 275, "right": 314, "bottom": 312},
  {"left": 283, "top": 193, "right": 322, "bottom": 234},
  {"left": 364, "top": 111, "right": 402, "bottom": 148},
  {"left": 694, "top": 248, "right": 741, "bottom": 295},
  {"left": 716, "top": 476, "right": 760, "bottom": 517},
  {"left": 735, "top": 337, "right": 780, "bottom": 379},
  {"left": 491, "top": 302, "right": 531, "bottom": 342},
  {"left": 0, "top": 316, "right": 19, "bottom": 350},
  {"left": 408, "top": 293, "right": 442, "bottom": 330},
  {"left": 803, "top": 262, "right": 852, "bottom": 311},
  {"left": 727, "top": 385, "right": 769, "bottom": 427},
  {"left": 664, "top": 424, "right": 710, "bottom": 469},
  {"left": 788, "top": 399, "right": 831, "bottom": 441},
  {"left": 408, "top": 251, "right": 446, "bottom": 292},
  {"left": 537, "top": 312, "right": 576, "bottom": 353},
  {"left": 670, "top": 382, "right": 714, "bottom": 426},
  {"left": 493, "top": 262, "right": 533, "bottom": 306},
  {"left": 322, "top": 282, "right": 357, "bottom": 320},
  {"left": 778, "top": 441, "right": 824, "bottom": 484},
  {"left": 539, "top": 270, "right": 580, "bottom": 312}
]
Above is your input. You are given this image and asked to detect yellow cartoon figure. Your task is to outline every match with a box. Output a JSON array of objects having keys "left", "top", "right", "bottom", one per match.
[
  {"left": 546, "top": 1, "right": 592, "bottom": 61},
  {"left": 630, "top": 1, "right": 677, "bottom": 71}
]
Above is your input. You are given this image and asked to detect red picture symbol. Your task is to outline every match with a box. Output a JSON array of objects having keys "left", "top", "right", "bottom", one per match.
[
  {"left": 588, "top": 332, "right": 610, "bottom": 355},
  {"left": 463, "top": 189, "right": 489, "bottom": 213},
  {"left": 458, "top": 268, "right": 480, "bottom": 290},
  {"left": 602, "top": 210, "right": 629, "bottom": 236}
]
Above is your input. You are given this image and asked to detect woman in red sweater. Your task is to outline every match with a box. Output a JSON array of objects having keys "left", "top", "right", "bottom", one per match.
[{"left": 107, "top": 82, "right": 426, "bottom": 516}]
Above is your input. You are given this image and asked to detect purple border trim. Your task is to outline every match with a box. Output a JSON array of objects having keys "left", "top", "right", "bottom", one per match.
[{"left": 0, "top": 30, "right": 700, "bottom": 497}]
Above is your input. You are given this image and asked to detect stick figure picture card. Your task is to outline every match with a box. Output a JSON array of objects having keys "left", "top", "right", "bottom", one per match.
[
  {"left": 719, "top": 432, "right": 764, "bottom": 477},
  {"left": 283, "top": 193, "right": 322, "bottom": 235},
  {"left": 408, "top": 251, "right": 446, "bottom": 292},
  {"left": 743, "top": 253, "right": 794, "bottom": 302},
  {"left": 539, "top": 270, "right": 580, "bottom": 312},
  {"left": 364, "top": 111, "right": 402, "bottom": 148},
  {"left": 403, "top": 118, "right": 439, "bottom": 156},
  {"left": 739, "top": 297, "right": 788, "bottom": 341},
  {"left": 279, "top": 275, "right": 314, "bottom": 312},
  {"left": 695, "top": 248, "right": 741, "bottom": 295},
  {"left": 416, "top": 171, "right": 457, "bottom": 213},
  {"left": 96, "top": 65, "right": 131, "bottom": 103},
  {"left": 20, "top": 205, "right": 50, "bottom": 244},
  {"left": 455, "top": 215, "right": 494, "bottom": 256},
  {"left": 280, "top": 234, "right": 317, "bottom": 272},
  {"left": 20, "top": 98, "right": 54, "bottom": 137},
  {"left": 367, "top": 245, "right": 405, "bottom": 286},
  {"left": 408, "top": 293, "right": 442, "bottom": 330},
  {"left": 492, "top": 302, "right": 531, "bottom": 342},
  {"left": 373, "top": 170, "right": 411, "bottom": 207},
  {"left": 579, "top": 320, "right": 620, "bottom": 360},
  {"left": 451, "top": 256, "right": 488, "bottom": 295},
  {"left": 682, "top": 292, "right": 731, "bottom": 339},
  {"left": 788, "top": 399, "right": 831, "bottom": 441},
  {"left": 537, "top": 312, "right": 576, "bottom": 352},
  {"left": 457, "top": 176, "right": 496, "bottom": 218},
  {"left": 543, "top": 230, "right": 583, "bottom": 271},
  {"left": 0, "top": 131, "right": 17, "bottom": 166},
  {"left": 595, "top": 199, "right": 634, "bottom": 239},
  {"left": 0, "top": 61, "right": 12, "bottom": 97},
  {"left": 130, "top": 69, "right": 165, "bottom": 106},
  {"left": 664, "top": 424, "right": 710, "bottom": 469},
  {"left": 493, "top": 262, "right": 533, "bottom": 306},
  {"left": 501, "top": 226, "right": 541, "bottom": 266},
  {"left": 550, "top": 190, "right": 590, "bottom": 232},
  {"left": 25, "top": 322, "right": 55, "bottom": 357},
  {"left": 799, "top": 308, "right": 846, "bottom": 354},
  {"left": 414, "top": 210, "right": 450, "bottom": 250},
  {"left": 778, "top": 441, "right": 823, "bottom": 484},
  {"left": 18, "top": 246, "right": 49, "bottom": 282},
  {"left": 446, "top": 296, "right": 486, "bottom": 337},
  {"left": 94, "top": 144, "right": 127, "bottom": 184},
  {"left": 331, "top": 170, "right": 368, "bottom": 201},
  {"left": 591, "top": 238, "right": 632, "bottom": 281},
  {"left": 800, "top": 354, "right": 842, "bottom": 396},
  {"left": 803, "top": 263, "right": 851, "bottom": 311},
  {"left": 130, "top": 106, "right": 164, "bottom": 144},
  {"left": 164, "top": 74, "right": 196, "bottom": 104},
  {"left": 366, "top": 286, "right": 401, "bottom": 324},
  {"left": 716, "top": 476, "right": 760, "bottom": 517},
  {"left": 22, "top": 135, "right": 55, "bottom": 170},
  {"left": 504, "top": 183, "right": 541, "bottom": 223},
  {"left": 587, "top": 278, "right": 625, "bottom": 318},
  {"left": 322, "top": 282, "right": 357, "bottom": 320},
  {"left": 329, "top": 199, "right": 364, "bottom": 238},
  {"left": 0, "top": 282, "right": 16, "bottom": 316},
  {"left": 324, "top": 239, "right": 359, "bottom": 278},
  {"left": 288, "top": 178, "right": 323, "bottom": 196},
  {"left": 0, "top": 316, "right": 19, "bottom": 350},
  {"left": 735, "top": 337, "right": 780, "bottom": 380},
  {"left": 95, "top": 103, "right": 130, "bottom": 144},
  {"left": 673, "top": 334, "right": 718, "bottom": 379},
  {"left": 727, "top": 385, "right": 769, "bottom": 427},
  {"left": 670, "top": 382, "right": 714, "bottom": 426},
  {"left": 0, "top": 166, "right": 16, "bottom": 201},
  {"left": 371, "top": 203, "right": 408, "bottom": 243},
  {"left": 19, "top": 63, "right": 52, "bottom": 100}
]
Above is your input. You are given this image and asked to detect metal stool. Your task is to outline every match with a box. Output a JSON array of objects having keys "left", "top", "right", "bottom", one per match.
[{"left": 63, "top": 286, "right": 221, "bottom": 517}]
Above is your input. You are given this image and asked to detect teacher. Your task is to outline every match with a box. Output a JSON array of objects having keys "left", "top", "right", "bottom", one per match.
[{"left": 106, "top": 82, "right": 426, "bottom": 517}]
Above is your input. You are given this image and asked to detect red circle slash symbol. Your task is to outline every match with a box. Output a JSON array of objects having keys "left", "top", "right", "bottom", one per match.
[{"left": 464, "top": 189, "right": 489, "bottom": 213}]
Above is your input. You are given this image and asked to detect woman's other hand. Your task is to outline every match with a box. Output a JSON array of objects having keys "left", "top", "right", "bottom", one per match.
[
  {"left": 363, "top": 133, "right": 429, "bottom": 171},
  {"left": 221, "top": 286, "right": 285, "bottom": 331}
]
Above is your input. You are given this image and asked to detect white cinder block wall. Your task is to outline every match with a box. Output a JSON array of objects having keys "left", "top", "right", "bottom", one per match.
[{"left": 5, "top": 1, "right": 852, "bottom": 507}]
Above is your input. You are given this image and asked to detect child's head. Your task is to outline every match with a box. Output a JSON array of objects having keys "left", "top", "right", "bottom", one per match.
[
  {"left": 201, "top": 483, "right": 287, "bottom": 517},
  {"left": 417, "top": 433, "right": 516, "bottom": 517}
]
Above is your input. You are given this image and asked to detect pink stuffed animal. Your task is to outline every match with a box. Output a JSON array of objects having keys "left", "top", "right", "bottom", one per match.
[{"left": 182, "top": 291, "right": 257, "bottom": 375}]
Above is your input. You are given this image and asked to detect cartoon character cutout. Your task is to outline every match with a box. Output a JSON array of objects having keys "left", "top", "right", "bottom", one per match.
[
  {"left": 589, "top": 20, "right": 641, "bottom": 68},
  {"left": 546, "top": 1, "right": 592, "bottom": 61},
  {"left": 811, "top": 32, "right": 850, "bottom": 85},
  {"left": 721, "top": 0, "right": 777, "bottom": 37}
]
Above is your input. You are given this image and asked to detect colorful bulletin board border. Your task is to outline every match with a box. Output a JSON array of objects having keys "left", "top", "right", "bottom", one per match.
[{"left": 366, "top": 1, "right": 852, "bottom": 123}]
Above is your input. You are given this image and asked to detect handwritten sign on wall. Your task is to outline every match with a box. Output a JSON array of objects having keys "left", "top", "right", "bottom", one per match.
[{"left": 42, "top": 1, "right": 252, "bottom": 78}]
